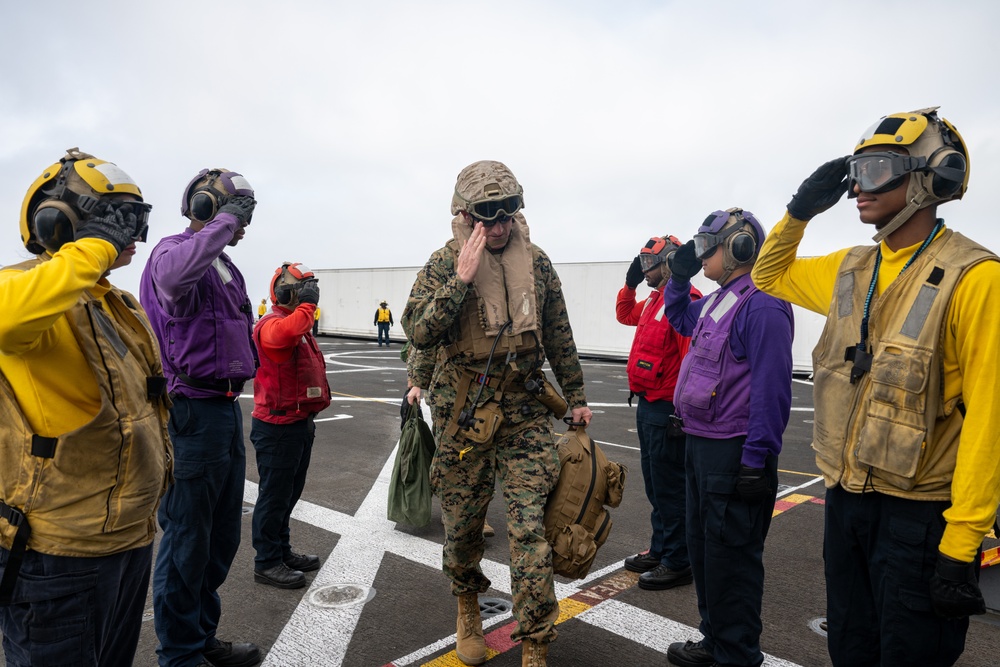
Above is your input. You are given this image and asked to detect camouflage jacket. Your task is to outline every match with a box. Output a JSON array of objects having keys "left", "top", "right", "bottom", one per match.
[{"left": 402, "top": 242, "right": 587, "bottom": 413}]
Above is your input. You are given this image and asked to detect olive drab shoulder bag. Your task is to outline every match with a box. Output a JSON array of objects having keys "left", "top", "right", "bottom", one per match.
[
  {"left": 387, "top": 401, "right": 436, "bottom": 528},
  {"left": 544, "top": 419, "right": 628, "bottom": 579}
]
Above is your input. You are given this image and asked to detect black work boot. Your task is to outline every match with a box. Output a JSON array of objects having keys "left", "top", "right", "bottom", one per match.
[
  {"left": 284, "top": 551, "right": 321, "bottom": 572},
  {"left": 254, "top": 563, "right": 306, "bottom": 589},
  {"left": 203, "top": 638, "right": 262, "bottom": 667}
]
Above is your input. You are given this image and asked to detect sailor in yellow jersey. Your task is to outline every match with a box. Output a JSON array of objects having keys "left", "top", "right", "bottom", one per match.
[{"left": 752, "top": 108, "right": 1000, "bottom": 667}]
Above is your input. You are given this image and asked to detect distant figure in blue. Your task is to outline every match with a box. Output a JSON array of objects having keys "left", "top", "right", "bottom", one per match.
[
  {"left": 662, "top": 208, "right": 794, "bottom": 667},
  {"left": 375, "top": 299, "right": 393, "bottom": 346}
]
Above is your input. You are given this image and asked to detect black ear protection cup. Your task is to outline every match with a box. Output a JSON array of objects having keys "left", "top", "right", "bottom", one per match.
[
  {"left": 275, "top": 284, "right": 294, "bottom": 305},
  {"left": 928, "top": 151, "right": 967, "bottom": 198},
  {"left": 32, "top": 201, "right": 79, "bottom": 252},
  {"left": 189, "top": 190, "right": 220, "bottom": 222},
  {"left": 728, "top": 228, "right": 757, "bottom": 264}
]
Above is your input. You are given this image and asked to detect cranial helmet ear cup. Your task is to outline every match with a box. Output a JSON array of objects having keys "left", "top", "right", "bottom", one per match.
[
  {"left": 189, "top": 191, "right": 218, "bottom": 223},
  {"left": 728, "top": 229, "right": 757, "bottom": 264},
  {"left": 33, "top": 201, "right": 78, "bottom": 252},
  {"left": 275, "top": 285, "right": 293, "bottom": 305},
  {"left": 929, "top": 151, "right": 967, "bottom": 198}
]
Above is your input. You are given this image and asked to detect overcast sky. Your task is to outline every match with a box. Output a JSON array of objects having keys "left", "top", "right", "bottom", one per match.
[{"left": 2, "top": 0, "right": 998, "bottom": 303}]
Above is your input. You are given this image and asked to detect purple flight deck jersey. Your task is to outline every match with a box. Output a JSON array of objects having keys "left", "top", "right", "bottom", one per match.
[
  {"left": 663, "top": 272, "right": 793, "bottom": 468},
  {"left": 139, "top": 212, "right": 256, "bottom": 399}
]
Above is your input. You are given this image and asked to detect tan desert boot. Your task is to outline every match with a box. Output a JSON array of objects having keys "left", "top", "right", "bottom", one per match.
[
  {"left": 521, "top": 640, "right": 548, "bottom": 667},
  {"left": 483, "top": 519, "right": 495, "bottom": 537},
  {"left": 456, "top": 593, "right": 486, "bottom": 665}
]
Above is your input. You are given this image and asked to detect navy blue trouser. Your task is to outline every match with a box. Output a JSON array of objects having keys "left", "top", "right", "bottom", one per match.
[
  {"left": 0, "top": 543, "right": 152, "bottom": 667},
  {"left": 377, "top": 322, "right": 390, "bottom": 345},
  {"left": 686, "top": 434, "right": 777, "bottom": 667},
  {"left": 824, "top": 486, "right": 971, "bottom": 667},
  {"left": 153, "top": 396, "right": 246, "bottom": 667},
  {"left": 636, "top": 396, "right": 688, "bottom": 569},
  {"left": 250, "top": 416, "right": 316, "bottom": 568}
]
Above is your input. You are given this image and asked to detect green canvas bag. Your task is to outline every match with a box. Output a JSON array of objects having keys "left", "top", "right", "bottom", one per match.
[{"left": 387, "top": 401, "right": 436, "bottom": 527}]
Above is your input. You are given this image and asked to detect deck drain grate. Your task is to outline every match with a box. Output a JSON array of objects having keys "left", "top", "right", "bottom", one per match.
[{"left": 479, "top": 597, "right": 512, "bottom": 618}]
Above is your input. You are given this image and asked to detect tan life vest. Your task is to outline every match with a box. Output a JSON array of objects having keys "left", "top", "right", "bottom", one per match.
[
  {"left": 544, "top": 423, "right": 627, "bottom": 579},
  {"left": 443, "top": 212, "right": 540, "bottom": 362},
  {"left": 0, "top": 259, "right": 173, "bottom": 557},
  {"left": 811, "top": 229, "right": 995, "bottom": 499}
]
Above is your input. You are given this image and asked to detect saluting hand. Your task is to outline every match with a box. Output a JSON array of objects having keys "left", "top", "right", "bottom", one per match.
[{"left": 456, "top": 221, "right": 488, "bottom": 285}]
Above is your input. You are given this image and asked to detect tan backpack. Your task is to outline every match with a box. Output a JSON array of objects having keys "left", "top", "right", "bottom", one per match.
[{"left": 544, "top": 421, "right": 627, "bottom": 579}]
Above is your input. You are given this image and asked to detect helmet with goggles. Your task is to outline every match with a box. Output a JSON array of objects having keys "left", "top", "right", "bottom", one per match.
[
  {"left": 694, "top": 207, "right": 765, "bottom": 285},
  {"left": 450, "top": 160, "right": 524, "bottom": 225},
  {"left": 639, "top": 235, "right": 681, "bottom": 272},
  {"left": 20, "top": 148, "right": 149, "bottom": 254},
  {"left": 270, "top": 261, "right": 316, "bottom": 305},
  {"left": 181, "top": 168, "right": 255, "bottom": 223},
  {"left": 848, "top": 106, "right": 968, "bottom": 242}
]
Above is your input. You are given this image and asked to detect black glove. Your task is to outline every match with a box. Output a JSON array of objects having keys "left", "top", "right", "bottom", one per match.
[
  {"left": 75, "top": 199, "right": 141, "bottom": 254},
  {"left": 786, "top": 156, "right": 851, "bottom": 221},
  {"left": 625, "top": 256, "right": 644, "bottom": 289},
  {"left": 929, "top": 553, "right": 986, "bottom": 618},
  {"left": 735, "top": 465, "right": 772, "bottom": 503},
  {"left": 297, "top": 280, "right": 320, "bottom": 305},
  {"left": 218, "top": 195, "right": 256, "bottom": 226},
  {"left": 667, "top": 240, "right": 701, "bottom": 282}
]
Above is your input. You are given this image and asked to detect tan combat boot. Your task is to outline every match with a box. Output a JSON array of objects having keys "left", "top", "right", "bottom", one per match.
[
  {"left": 521, "top": 640, "right": 548, "bottom": 667},
  {"left": 456, "top": 593, "right": 486, "bottom": 665},
  {"left": 482, "top": 518, "right": 495, "bottom": 537}
]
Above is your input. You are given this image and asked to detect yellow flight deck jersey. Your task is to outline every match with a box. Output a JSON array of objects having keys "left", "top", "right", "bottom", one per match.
[
  {"left": 752, "top": 214, "right": 1000, "bottom": 562},
  {"left": 0, "top": 239, "right": 172, "bottom": 556}
]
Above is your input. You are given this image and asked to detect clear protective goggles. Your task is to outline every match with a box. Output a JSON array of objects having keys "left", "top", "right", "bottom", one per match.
[
  {"left": 468, "top": 194, "right": 523, "bottom": 223},
  {"left": 638, "top": 235, "right": 680, "bottom": 271},
  {"left": 846, "top": 151, "right": 927, "bottom": 194},
  {"left": 693, "top": 209, "right": 758, "bottom": 260}
]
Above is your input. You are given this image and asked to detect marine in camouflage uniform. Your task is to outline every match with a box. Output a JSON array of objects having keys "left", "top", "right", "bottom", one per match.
[{"left": 402, "top": 160, "right": 591, "bottom": 665}]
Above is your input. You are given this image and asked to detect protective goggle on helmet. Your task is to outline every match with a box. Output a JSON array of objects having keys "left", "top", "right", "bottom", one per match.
[
  {"left": 848, "top": 107, "right": 969, "bottom": 242},
  {"left": 270, "top": 261, "right": 317, "bottom": 305},
  {"left": 20, "top": 148, "right": 149, "bottom": 254},
  {"left": 450, "top": 160, "right": 525, "bottom": 226},
  {"left": 181, "top": 168, "right": 255, "bottom": 223},
  {"left": 694, "top": 207, "right": 765, "bottom": 286},
  {"left": 638, "top": 235, "right": 681, "bottom": 272}
]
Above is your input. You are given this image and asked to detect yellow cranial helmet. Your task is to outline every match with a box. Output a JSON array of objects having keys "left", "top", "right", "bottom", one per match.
[
  {"left": 20, "top": 148, "right": 144, "bottom": 254},
  {"left": 853, "top": 106, "right": 969, "bottom": 204}
]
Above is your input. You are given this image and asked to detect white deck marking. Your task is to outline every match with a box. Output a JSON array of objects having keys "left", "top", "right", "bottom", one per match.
[
  {"left": 577, "top": 599, "right": 805, "bottom": 667},
  {"left": 247, "top": 399, "right": 816, "bottom": 665}
]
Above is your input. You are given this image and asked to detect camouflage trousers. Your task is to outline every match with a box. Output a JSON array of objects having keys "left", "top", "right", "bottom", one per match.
[{"left": 430, "top": 407, "right": 561, "bottom": 644}]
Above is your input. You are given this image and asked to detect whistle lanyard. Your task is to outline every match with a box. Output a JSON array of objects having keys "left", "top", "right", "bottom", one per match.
[{"left": 857, "top": 219, "right": 943, "bottom": 354}]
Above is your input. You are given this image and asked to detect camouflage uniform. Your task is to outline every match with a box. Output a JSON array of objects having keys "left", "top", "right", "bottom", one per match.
[{"left": 402, "top": 241, "right": 587, "bottom": 644}]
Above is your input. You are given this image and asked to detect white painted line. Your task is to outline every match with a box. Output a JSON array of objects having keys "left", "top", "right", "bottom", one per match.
[
  {"left": 314, "top": 415, "right": 353, "bottom": 422},
  {"left": 577, "top": 599, "right": 805, "bottom": 667},
  {"left": 776, "top": 474, "right": 825, "bottom": 499}
]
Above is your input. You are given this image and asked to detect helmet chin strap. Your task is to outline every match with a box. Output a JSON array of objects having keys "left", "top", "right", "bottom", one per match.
[{"left": 871, "top": 190, "right": 929, "bottom": 243}]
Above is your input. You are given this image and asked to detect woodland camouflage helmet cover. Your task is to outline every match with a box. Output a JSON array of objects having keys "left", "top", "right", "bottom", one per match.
[
  {"left": 20, "top": 148, "right": 144, "bottom": 254},
  {"left": 450, "top": 160, "right": 524, "bottom": 218}
]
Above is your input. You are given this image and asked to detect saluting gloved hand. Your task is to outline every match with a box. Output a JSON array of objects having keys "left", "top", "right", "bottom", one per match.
[
  {"left": 786, "top": 156, "right": 851, "bottom": 221},
  {"left": 736, "top": 465, "right": 772, "bottom": 503},
  {"left": 667, "top": 240, "right": 701, "bottom": 282},
  {"left": 297, "top": 280, "right": 320, "bottom": 305},
  {"left": 218, "top": 195, "right": 256, "bottom": 226},
  {"left": 625, "top": 256, "right": 644, "bottom": 290},
  {"left": 75, "top": 199, "right": 141, "bottom": 255},
  {"left": 929, "top": 553, "right": 986, "bottom": 618}
]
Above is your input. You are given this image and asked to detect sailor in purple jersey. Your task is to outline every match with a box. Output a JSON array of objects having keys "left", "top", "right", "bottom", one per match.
[
  {"left": 662, "top": 208, "right": 793, "bottom": 667},
  {"left": 139, "top": 168, "right": 262, "bottom": 667}
]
